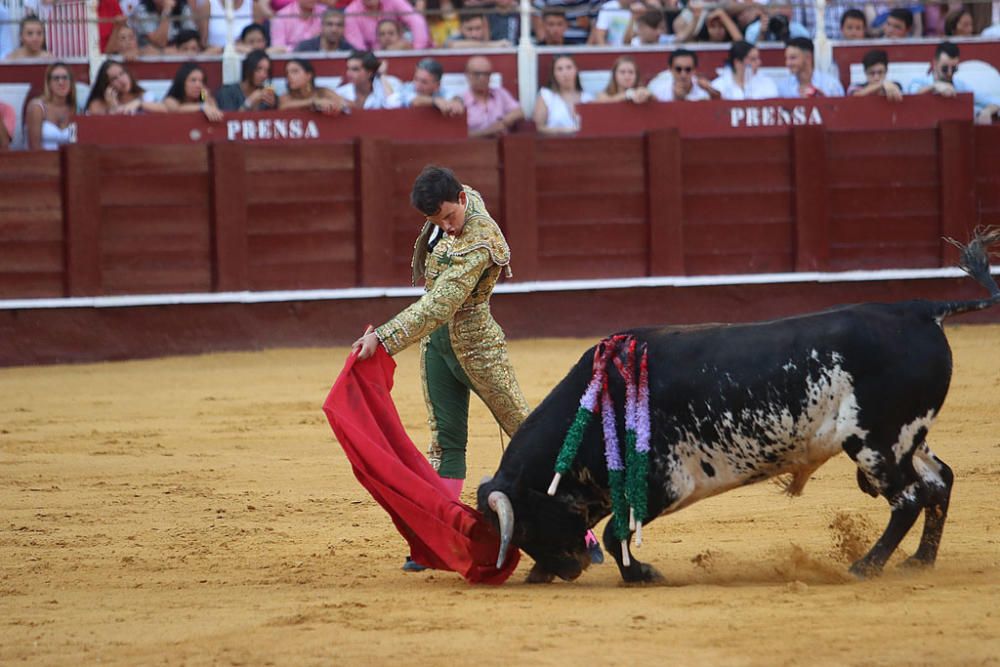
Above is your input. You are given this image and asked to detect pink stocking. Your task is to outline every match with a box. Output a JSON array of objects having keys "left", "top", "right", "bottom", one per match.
[{"left": 441, "top": 477, "right": 464, "bottom": 502}]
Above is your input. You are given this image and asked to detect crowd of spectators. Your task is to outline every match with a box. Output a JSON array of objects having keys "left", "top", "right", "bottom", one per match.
[
  {"left": 3, "top": 0, "right": 1000, "bottom": 59},
  {"left": 1, "top": 0, "right": 1000, "bottom": 150}
]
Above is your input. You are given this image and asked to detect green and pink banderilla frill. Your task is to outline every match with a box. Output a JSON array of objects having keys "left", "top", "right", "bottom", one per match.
[{"left": 547, "top": 335, "right": 652, "bottom": 567}]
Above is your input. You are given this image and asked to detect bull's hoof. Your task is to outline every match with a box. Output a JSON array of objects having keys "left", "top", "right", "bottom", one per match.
[
  {"left": 525, "top": 563, "right": 556, "bottom": 584},
  {"left": 899, "top": 555, "right": 934, "bottom": 570},
  {"left": 622, "top": 562, "right": 666, "bottom": 585},
  {"left": 848, "top": 559, "right": 883, "bottom": 580}
]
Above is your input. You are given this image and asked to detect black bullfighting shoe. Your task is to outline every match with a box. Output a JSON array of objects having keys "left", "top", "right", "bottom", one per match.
[{"left": 402, "top": 556, "right": 429, "bottom": 572}]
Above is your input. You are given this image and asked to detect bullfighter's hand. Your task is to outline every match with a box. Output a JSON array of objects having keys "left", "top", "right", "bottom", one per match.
[{"left": 352, "top": 325, "right": 380, "bottom": 360}]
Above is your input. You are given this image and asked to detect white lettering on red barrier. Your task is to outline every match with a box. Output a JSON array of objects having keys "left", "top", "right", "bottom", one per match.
[
  {"left": 730, "top": 106, "right": 823, "bottom": 128},
  {"left": 226, "top": 119, "right": 321, "bottom": 141}
]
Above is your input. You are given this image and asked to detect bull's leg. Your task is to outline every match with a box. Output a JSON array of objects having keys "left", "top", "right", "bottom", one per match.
[
  {"left": 846, "top": 443, "right": 923, "bottom": 578},
  {"left": 602, "top": 521, "right": 664, "bottom": 584},
  {"left": 902, "top": 443, "right": 953, "bottom": 569}
]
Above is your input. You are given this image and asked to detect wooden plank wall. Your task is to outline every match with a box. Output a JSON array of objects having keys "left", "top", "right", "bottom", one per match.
[
  {"left": 680, "top": 136, "right": 795, "bottom": 275},
  {"left": 534, "top": 136, "right": 647, "bottom": 280},
  {"left": 4, "top": 126, "right": 999, "bottom": 302},
  {"left": 98, "top": 146, "right": 213, "bottom": 294},
  {"left": 974, "top": 127, "right": 1000, "bottom": 230},
  {"left": 242, "top": 144, "right": 357, "bottom": 290},
  {"left": 825, "top": 129, "right": 942, "bottom": 271},
  {"left": 0, "top": 152, "right": 63, "bottom": 297}
]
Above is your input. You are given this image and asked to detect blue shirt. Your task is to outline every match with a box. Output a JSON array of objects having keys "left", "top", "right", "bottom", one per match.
[
  {"left": 776, "top": 70, "right": 846, "bottom": 98},
  {"left": 907, "top": 74, "right": 1000, "bottom": 114},
  {"left": 398, "top": 82, "right": 443, "bottom": 108}
]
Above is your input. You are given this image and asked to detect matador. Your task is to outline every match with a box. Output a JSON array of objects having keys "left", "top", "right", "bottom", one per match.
[{"left": 354, "top": 165, "right": 530, "bottom": 502}]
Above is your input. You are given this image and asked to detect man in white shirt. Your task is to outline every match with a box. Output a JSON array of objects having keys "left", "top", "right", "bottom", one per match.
[
  {"left": 776, "top": 37, "right": 845, "bottom": 98},
  {"left": 649, "top": 49, "right": 717, "bottom": 102}
]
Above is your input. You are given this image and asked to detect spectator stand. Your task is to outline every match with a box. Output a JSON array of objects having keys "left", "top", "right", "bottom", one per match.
[
  {"left": 847, "top": 58, "right": 1000, "bottom": 99},
  {"left": 831, "top": 37, "right": 1000, "bottom": 89}
]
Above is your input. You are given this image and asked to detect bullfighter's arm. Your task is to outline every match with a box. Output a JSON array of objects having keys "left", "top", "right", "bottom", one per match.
[{"left": 375, "top": 248, "right": 491, "bottom": 355}]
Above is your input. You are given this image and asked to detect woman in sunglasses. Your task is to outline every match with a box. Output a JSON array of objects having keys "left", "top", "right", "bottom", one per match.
[{"left": 26, "top": 62, "right": 77, "bottom": 150}]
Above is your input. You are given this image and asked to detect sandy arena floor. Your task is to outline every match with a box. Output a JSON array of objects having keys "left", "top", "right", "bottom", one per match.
[{"left": 2, "top": 325, "right": 999, "bottom": 666}]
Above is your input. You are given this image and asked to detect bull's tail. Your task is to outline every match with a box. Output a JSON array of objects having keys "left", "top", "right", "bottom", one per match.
[{"left": 934, "top": 226, "right": 1000, "bottom": 320}]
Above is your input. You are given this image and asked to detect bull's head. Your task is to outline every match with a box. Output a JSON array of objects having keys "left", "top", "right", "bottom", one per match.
[{"left": 478, "top": 476, "right": 593, "bottom": 582}]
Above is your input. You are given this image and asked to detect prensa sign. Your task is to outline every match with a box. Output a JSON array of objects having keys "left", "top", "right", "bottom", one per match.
[
  {"left": 226, "top": 118, "right": 321, "bottom": 141},
  {"left": 729, "top": 105, "right": 824, "bottom": 128}
]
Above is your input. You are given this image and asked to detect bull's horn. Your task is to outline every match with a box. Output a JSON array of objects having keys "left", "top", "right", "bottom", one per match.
[{"left": 488, "top": 490, "right": 514, "bottom": 569}]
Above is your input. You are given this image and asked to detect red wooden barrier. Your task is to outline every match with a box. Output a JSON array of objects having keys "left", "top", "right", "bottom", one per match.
[
  {"left": 578, "top": 94, "right": 973, "bottom": 137},
  {"left": 1, "top": 113, "right": 997, "bottom": 303},
  {"left": 75, "top": 108, "right": 467, "bottom": 145},
  {"left": 975, "top": 126, "right": 1000, "bottom": 230},
  {"left": 0, "top": 152, "right": 64, "bottom": 298},
  {"left": 244, "top": 142, "right": 358, "bottom": 290}
]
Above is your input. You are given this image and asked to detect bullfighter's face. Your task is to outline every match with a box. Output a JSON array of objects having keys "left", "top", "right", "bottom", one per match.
[{"left": 427, "top": 191, "right": 468, "bottom": 237}]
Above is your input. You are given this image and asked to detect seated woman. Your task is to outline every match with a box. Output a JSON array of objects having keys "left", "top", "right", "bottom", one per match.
[
  {"left": 5, "top": 16, "right": 52, "bottom": 60},
  {"left": 163, "top": 62, "right": 224, "bottom": 121},
  {"left": 25, "top": 62, "right": 76, "bottom": 151},
  {"left": 532, "top": 54, "right": 593, "bottom": 135},
  {"left": 943, "top": 8, "right": 974, "bottom": 37},
  {"left": 215, "top": 49, "right": 276, "bottom": 111},
  {"left": 710, "top": 41, "right": 778, "bottom": 100},
  {"left": 376, "top": 19, "right": 413, "bottom": 50},
  {"left": 278, "top": 57, "right": 346, "bottom": 114},
  {"left": 596, "top": 55, "right": 652, "bottom": 104},
  {"left": 335, "top": 51, "right": 401, "bottom": 110},
  {"left": 84, "top": 59, "right": 168, "bottom": 114}
]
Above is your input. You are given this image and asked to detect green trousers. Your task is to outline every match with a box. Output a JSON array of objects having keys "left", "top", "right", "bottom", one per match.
[{"left": 422, "top": 326, "right": 478, "bottom": 480}]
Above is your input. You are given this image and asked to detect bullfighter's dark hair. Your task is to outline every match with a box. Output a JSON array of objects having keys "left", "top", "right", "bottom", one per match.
[{"left": 411, "top": 166, "right": 463, "bottom": 216}]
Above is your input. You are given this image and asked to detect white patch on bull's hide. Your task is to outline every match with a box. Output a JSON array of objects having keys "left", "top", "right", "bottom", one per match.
[
  {"left": 854, "top": 447, "right": 885, "bottom": 494},
  {"left": 891, "top": 481, "right": 921, "bottom": 508},
  {"left": 892, "top": 410, "right": 936, "bottom": 463},
  {"left": 912, "top": 442, "right": 946, "bottom": 490},
  {"left": 663, "top": 353, "right": 869, "bottom": 513}
]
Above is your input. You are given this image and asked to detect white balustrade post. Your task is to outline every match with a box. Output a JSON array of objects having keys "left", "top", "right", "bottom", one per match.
[
  {"left": 814, "top": 0, "right": 833, "bottom": 76},
  {"left": 516, "top": 0, "right": 536, "bottom": 116},
  {"left": 221, "top": 0, "right": 240, "bottom": 84},
  {"left": 86, "top": 0, "right": 101, "bottom": 83}
]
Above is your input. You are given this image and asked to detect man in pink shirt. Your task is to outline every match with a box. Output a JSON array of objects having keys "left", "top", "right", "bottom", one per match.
[
  {"left": 460, "top": 55, "right": 523, "bottom": 137},
  {"left": 271, "top": 0, "right": 326, "bottom": 50},
  {"left": 343, "top": 0, "right": 430, "bottom": 50}
]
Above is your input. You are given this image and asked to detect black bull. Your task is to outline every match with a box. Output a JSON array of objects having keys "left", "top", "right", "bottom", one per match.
[{"left": 478, "top": 230, "right": 1000, "bottom": 584}]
